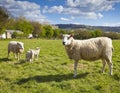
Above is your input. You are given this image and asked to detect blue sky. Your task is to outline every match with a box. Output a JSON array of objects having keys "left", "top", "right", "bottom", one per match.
[{"left": 0, "top": 0, "right": 120, "bottom": 26}]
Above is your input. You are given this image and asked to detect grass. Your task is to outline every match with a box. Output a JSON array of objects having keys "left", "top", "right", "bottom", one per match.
[{"left": 0, "top": 39, "right": 120, "bottom": 93}]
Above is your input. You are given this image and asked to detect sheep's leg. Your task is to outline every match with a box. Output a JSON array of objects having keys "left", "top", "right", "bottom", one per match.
[
  {"left": 107, "top": 60, "right": 113, "bottom": 75},
  {"left": 36, "top": 55, "right": 39, "bottom": 60},
  {"left": 30, "top": 58, "right": 33, "bottom": 63},
  {"left": 8, "top": 50, "right": 10, "bottom": 58},
  {"left": 16, "top": 53, "right": 19, "bottom": 60},
  {"left": 30, "top": 59, "right": 32, "bottom": 63},
  {"left": 31, "top": 55, "right": 34, "bottom": 63},
  {"left": 73, "top": 61, "right": 78, "bottom": 77},
  {"left": 105, "top": 57, "right": 113, "bottom": 75},
  {"left": 101, "top": 59, "right": 107, "bottom": 73}
]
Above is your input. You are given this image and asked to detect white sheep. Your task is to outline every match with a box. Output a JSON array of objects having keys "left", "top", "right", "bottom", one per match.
[
  {"left": 62, "top": 34, "right": 113, "bottom": 77},
  {"left": 26, "top": 47, "right": 40, "bottom": 63},
  {"left": 8, "top": 41, "right": 24, "bottom": 60}
]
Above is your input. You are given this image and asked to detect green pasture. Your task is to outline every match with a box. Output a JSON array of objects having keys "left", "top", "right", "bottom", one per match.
[{"left": 0, "top": 39, "right": 120, "bottom": 93}]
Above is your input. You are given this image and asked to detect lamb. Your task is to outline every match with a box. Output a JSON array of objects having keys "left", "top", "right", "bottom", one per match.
[
  {"left": 26, "top": 47, "right": 40, "bottom": 63},
  {"left": 8, "top": 41, "right": 24, "bottom": 60},
  {"left": 62, "top": 34, "right": 113, "bottom": 77}
]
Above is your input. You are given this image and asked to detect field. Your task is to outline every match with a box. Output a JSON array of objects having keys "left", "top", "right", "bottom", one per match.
[{"left": 0, "top": 39, "right": 120, "bottom": 93}]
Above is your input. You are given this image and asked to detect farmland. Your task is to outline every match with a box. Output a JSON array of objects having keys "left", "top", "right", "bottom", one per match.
[{"left": 0, "top": 39, "right": 120, "bottom": 93}]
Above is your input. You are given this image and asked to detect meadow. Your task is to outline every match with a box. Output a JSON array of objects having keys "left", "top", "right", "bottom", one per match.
[{"left": 0, "top": 39, "right": 120, "bottom": 93}]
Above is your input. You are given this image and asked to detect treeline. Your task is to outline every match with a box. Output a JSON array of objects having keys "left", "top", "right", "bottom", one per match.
[
  {"left": 5, "top": 17, "right": 66, "bottom": 38},
  {"left": 74, "top": 29, "right": 120, "bottom": 39},
  {"left": 0, "top": 7, "right": 66, "bottom": 39}
]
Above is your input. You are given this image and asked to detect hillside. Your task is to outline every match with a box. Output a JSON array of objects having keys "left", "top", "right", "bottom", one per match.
[{"left": 56, "top": 24, "right": 120, "bottom": 32}]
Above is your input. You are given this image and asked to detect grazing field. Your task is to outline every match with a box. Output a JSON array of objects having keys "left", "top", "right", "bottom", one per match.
[{"left": 0, "top": 39, "right": 120, "bottom": 93}]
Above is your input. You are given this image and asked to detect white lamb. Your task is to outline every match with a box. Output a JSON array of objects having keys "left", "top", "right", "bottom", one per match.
[
  {"left": 8, "top": 41, "right": 24, "bottom": 60},
  {"left": 62, "top": 34, "right": 113, "bottom": 77},
  {"left": 26, "top": 47, "right": 40, "bottom": 63}
]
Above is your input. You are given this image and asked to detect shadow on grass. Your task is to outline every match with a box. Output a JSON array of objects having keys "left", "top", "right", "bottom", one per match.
[
  {"left": 0, "top": 57, "right": 12, "bottom": 62},
  {"left": 17, "top": 72, "right": 89, "bottom": 85},
  {"left": 14, "top": 60, "right": 26, "bottom": 65}
]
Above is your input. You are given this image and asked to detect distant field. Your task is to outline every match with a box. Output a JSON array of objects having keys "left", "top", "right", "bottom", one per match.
[{"left": 0, "top": 39, "right": 120, "bottom": 93}]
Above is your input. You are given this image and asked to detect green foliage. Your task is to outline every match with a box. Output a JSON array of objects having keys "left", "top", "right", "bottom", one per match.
[
  {"left": 31, "top": 22, "right": 45, "bottom": 38},
  {"left": 15, "top": 17, "right": 33, "bottom": 36},
  {"left": 0, "top": 39, "right": 120, "bottom": 93},
  {"left": 12, "top": 32, "right": 24, "bottom": 39},
  {"left": 59, "top": 29, "right": 66, "bottom": 34},
  {"left": 0, "top": 7, "right": 9, "bottom": 26},
  {"left": 91, "top": 29, "right": 103, "bottom": 37},
  {"left": 73, "top": 29, "right": 120, "bottom": 39},
  {"left": 103, "top": 32, "right": 120, "bottom": 39},
  {"left": 53, "top": 29, "right": 60, "bottom": 38},
  {"left": 75, "top": 29, "right": 91, "bottom": 39},
  {"left": 0, "top": 27, "right": 6, "bottom": 34},
  {"left": 0, "top": 7, "right": 9, "bottom": 34},
  {"left": 5, "top": 18, "right": 16, "bottom": 30},
  {"left": 12, "top": 32, "right": 17, "bottom": 38},
  {"left": 43, "top": 25, "right": 53, "bottom": 38}
]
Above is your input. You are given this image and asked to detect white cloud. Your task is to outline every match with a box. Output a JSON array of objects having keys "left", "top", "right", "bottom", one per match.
[
  {"left": 66, "top": 0, "right": 114, "bottom": 11},
  {"left": 0, "top": 0, "right": 46, "bottom": 23},
  {"left": 60, "top": 16, "right": 75, "bottom": 21},
  {"left": 43, "top": 0, "right": 120, "bottom": 20},
  {"left": 98, "top": 13, "right": 104, "bottom": 18},
  {"left": 60, "top": 17, "right": 70, "bottom": 21},
  {"left": 103, "top": 22, "right": 120, "bottom": 26},
  {"left": 43, "top": 5, "right": 63, "bottom": 13}
]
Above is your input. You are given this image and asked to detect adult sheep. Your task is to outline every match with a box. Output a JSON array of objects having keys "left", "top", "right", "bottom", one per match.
[
  {"left": 8, "top": 41, "right": 24, "bottom": 60},
  {"left": 62, "top": 34, "right": 113, "bottom": 77}
]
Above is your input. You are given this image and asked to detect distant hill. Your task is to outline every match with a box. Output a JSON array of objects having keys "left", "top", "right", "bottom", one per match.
[{"left": 56, "top": 24, "right": 120, "bottom": 32}]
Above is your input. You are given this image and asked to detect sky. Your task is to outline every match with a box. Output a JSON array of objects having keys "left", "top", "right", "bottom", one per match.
[{"left": 0, "top": 0, "right": 120, "bottom": 26}]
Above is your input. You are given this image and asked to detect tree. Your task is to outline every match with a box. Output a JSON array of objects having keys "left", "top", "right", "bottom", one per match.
[
  {"left": 91, "top": 29, "right": 103, "bottom": 37},
  {"left": 5, "top": 18, "right": 16, "bottom": 30},
  {"left": 12, "top": 32, "right": 17, "bottom": 38},
  {"left": 31, "top": 22, "right": 45, "bottom": 38},
  {"left": 0, "top": 7, "right": 9, "bottom": 34},
  {"left": 74, "top": 29, "right": 91, "bottom": 39},
  {"left": 0, "top": 7, "right": 9, "bottom": 26},
  {"left": 16, "top": 17, "right": 33, "bottom": 36},
  {"left": 53, "top": 29, "right": 60, "bottom": 38},
  {"left": 43, "top": 25, "right": 53, "bottom": 38},
  {"left": 103, "top": 32, "right": 120, "bottom": 39}
]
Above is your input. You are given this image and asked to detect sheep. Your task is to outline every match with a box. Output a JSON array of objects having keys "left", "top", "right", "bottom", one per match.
[
  {"left": 26, "top": 47, "right": 40, "bottom": 63},
  {"left": 62, "top": 34, "right": 113, "bottom": 77},
  {"left": 26, "top": 50, "right": 33, "bottom": 62},
  {"left": 8, "top": 41, "right": 24, "bottom": 60}
]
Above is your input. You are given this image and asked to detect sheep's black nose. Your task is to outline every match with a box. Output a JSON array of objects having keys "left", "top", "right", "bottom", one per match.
[{"left": 62, "top": 42, "right": 65, "bottom": 45}]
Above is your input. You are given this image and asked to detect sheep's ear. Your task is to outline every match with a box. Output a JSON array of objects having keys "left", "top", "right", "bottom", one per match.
[
  {"left": 70, "top": 33, "right": 74, "bottom": 37},
  {"left": 17, "top": 42, "right": 19, "bottom": 46}
]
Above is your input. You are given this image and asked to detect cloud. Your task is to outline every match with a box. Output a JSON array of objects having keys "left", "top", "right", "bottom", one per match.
[
  {"left": 43, "top": 5, "right": 64, "bottom": 13},
  {"left": 66, "top": 0, "right": 114, "bottom": 11},
  {"left": 0, "top": 0, "right": 46, "bottom": 23},
  {"left": 60, "top": 16, "right": 75, "bottom": 22},
  {"left": 43, "top": 0, "right": 120, "bottom": 20},
  {"left": 60, "top": 17, "right": 70, "bottom": 21},
  {"left": 103, "top": 22, "right": 120, "bottom": 26}
]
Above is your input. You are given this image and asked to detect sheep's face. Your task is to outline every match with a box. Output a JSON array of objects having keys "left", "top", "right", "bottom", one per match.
[
  {"left": 17, "top": 42, "right": 24, "bottom": 52},
  {"left": 62, "top": 34, "right": 73, "bottom": 46}
]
